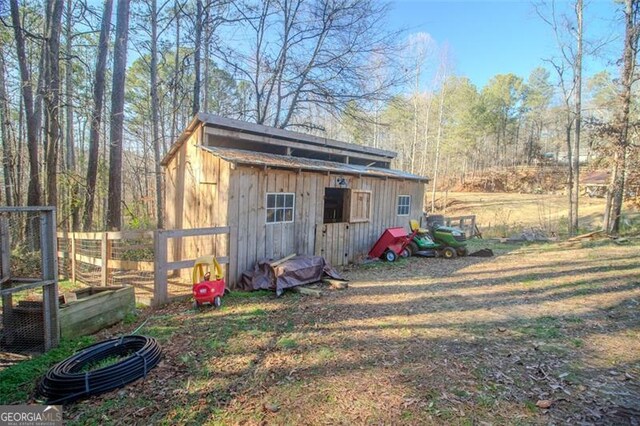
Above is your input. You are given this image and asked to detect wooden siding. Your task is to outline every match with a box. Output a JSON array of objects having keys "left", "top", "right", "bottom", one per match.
[
  {"left": 165, "top": 127, "right": 425, "bottom": 288},
  {"left": 227, "top": 166, "right": 425, "bottom": 286},
  {"left": 163, "top": 127, "right": 230, "bottom": 278}
]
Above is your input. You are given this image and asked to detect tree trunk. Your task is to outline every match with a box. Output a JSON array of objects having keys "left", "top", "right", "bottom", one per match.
[
  {"left": 83, "top": 0, "right": 114, "bottom": 230},
  {"left": 431, "top": 84, "right": 446, "bottom": 212},
  {"left": 64, "top": 0, "right": 75, "bottom": 172},
  {"left": 203, "top": 5, "right": 210, "bottom": 113},
  {"left": 192, "top": 0, "right": 202, "bottom": 116},
  {"left": 43, "top": 0, "right": 65, "bottom": 208},
  {"left": 151, "top": 0, "right": 164, "bottom": 228},
  {"left": 570, "top": 0, "right": 583, "bottom": 236},
  {"left": 410, "top": 65, "right": 420, "bottom": 174},
  {"left": 565, "top": 115, "right": 574, "bottom": 235},
  {"left": 606, "top": 0, "right": 637, "bottom": 234},
  {"left": 9, "top": 0, "right": 42, "bottom": 209},
  {"left": 170, "top": 0, "right": 181, "bottom": 145},
  {"left": 65, "top": 0, "right": 80, "bottom": 230},
  {"left": 106, "top": 0, "right": 131, "bottom": 230},
  {"left": 0, "top": 51, "right": 13, "bottom": 206},
  {"left": 420, "top": 95, "right": 433, "bottom": 176}
]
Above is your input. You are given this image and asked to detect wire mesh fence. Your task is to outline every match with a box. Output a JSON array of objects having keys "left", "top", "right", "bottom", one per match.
[
  {"left": 1, "top": 208, "right": 59, "bottom": 354},
  {"left": 57, "top": 227, "right": 229, "bottom": 305}
]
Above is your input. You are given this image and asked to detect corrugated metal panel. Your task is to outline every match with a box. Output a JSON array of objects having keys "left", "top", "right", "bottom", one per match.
[{"left": 199, "top": 146, "right": 429, "bottom": 183}]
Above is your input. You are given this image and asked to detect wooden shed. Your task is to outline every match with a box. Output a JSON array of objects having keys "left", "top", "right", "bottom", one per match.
[{"left": 162, "top": 114, "right": 429, "bottom": 287}]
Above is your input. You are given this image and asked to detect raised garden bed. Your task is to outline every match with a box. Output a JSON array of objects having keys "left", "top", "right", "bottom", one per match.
[{"left": 59, "top": 286, "right": 135, "bottom": 339}]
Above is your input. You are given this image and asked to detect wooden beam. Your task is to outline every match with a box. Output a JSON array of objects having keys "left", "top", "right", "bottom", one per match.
[
  {"left": 291, "top": 286, "right": 322, "bottom": 297},
  {"left": 199, "top": 113, "right": 396, "bottom": 159},
  {"left": 0, "top": 279, "right": 56, "bottom": 296},
  {"left": 159, "top": 226, "right": 230, "bottom": 239},
  {"left": 204, "top": 126, "right": 389, "bottom": 164},
  {"left": 0, "top": 216, "right": 9, "bottom": 281},
  {"left": 0, "top": 206, "right": 55, "bottom": 212},
  {"left": 166, "top": 256, "right": 229, "bottom": 271},
  {"left": 101, "top": 233, "right": 110, "bottom": 286},
  {"left": 269, "top": 253, "right": 296, "bottom": 267},
  {"left": 70, "top": 233, "right": 76, "bottom": 283},
  {"left": 153, "top": 230, "right": 168, "bottom": 306}
]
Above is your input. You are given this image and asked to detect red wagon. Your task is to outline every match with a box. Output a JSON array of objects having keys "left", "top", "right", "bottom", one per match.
[{"left": 368, "top": 227, "right": 418, "bottom": 262}]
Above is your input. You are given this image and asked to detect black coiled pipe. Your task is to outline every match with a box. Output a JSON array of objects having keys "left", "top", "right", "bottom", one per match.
[{"left": 39, "top": 335, "right": 162, "bottom": 405}]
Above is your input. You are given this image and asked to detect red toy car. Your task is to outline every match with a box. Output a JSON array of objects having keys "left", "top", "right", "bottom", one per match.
[{"left": 192, "top": 255, "right": 226, "bottom": 308}]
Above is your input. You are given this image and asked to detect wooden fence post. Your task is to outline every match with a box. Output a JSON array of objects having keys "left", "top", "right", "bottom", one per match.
[
  {"left": 101, "top": 233, "right": 110, "bottom": 286},
  {"left": 0, "top": 216, "right": 9, "bottom": 280},
  {"left": 70, "top": 233, "right": 76, "bottom": 284},
  {"left": 40, "top": 209, "right": 60, "bottom": 350},
  {"left": 153, "top": 230, "right": 168, "bottom": 306}
]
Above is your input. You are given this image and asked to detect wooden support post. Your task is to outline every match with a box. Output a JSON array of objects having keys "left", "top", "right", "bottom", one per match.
[
  {"left": 101, "top": 232, "right": 110, "bottom": 286},
  {"left": 0, "top": 216, "right": 9, "bottom": 280},
  {"left": 153, "top": 230, "right": 168, "bottom": 306},
  {"left": 40, "top": 210, "right": 60, "bottom": 350},
  {"left": 0, "top": 216, "right": 12, "bottom": 338},
  {"left": 70, "top": 233, "right": 76, "bottom": 284}
]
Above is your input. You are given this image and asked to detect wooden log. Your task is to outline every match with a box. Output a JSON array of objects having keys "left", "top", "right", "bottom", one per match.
[
  {"left": 270, "top": 253, "right": 297, "bottom": 268},
  {"left": 567, "top": 230, "right": 604, "bottom": 242},
  {"left": 291, "top": 286, "right": 322, "bottom": 297}
]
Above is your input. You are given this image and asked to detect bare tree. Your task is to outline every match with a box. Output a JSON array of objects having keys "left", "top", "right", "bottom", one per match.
[
  {"left": 64, "top": 0, "right": 80, "bottom": 229},
  {"left": 42, "top": 0, "right": 65, "bottom": 207},
  {"left": 83, "top": 0, "right": 114, "bottom": 230},
  {"left": 218, "top": 0, "right": 405, "bottom": 129},
  {"left": 9, "top": 0, "right": 41, "bottom": 209},
  {"left": 0, "top": 49, "right": 13, "bottom": 206},
  {"left": 150, "top": 0, "right": 163, "bottom": 227},
  {"left": 604, "top": 0, "right": 639, "bottom": 233},
  {"left": 537, "top": 0, "right": 584, "bottom": 236},
  {"left": 407, "top": 33, "right": 431, "bottom": 174},
  {"left": 191, "top": 0, "right": 202, "bottom": 115},
  {"left": 571, "top": 0, "right": 583, "bottom": 235},
  {"left": 106, "top": 0, "right": 131, "bottom": 230},
  {"left": 430, "top": 69, "right": 448, "bottom": 212}
]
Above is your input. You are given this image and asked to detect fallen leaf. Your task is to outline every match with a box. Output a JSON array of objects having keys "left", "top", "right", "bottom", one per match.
[{"left": 536, "top": 400, "right": 553, "bottom": 409}]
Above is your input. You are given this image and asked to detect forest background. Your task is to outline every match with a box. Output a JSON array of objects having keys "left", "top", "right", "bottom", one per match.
[{"left": 0, "top": 0, "right": 638, "bottom": 235}]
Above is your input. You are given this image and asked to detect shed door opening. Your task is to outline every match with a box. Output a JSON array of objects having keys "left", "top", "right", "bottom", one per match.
[{"left": 323, "top": 188, "right": 349, "bottom": 223}]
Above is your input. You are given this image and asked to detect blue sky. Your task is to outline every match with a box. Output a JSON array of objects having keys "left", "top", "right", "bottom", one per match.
[{"left": 388, "top": 0, "right": 624, "bottom": 89}]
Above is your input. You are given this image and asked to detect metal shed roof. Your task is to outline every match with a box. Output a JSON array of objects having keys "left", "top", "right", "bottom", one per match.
[
  {"left": 161, "top": 113, "right": 397, "bottom": 166},
  {"left": 199, "top": 146, "right": 429, "bottom": 183}
]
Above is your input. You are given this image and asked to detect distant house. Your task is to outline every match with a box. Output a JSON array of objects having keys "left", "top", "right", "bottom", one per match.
[{"left": 162, "top": 114, "right": 428, "bottom": 287}]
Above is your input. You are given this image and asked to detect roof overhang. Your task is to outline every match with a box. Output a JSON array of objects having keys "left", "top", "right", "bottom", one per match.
[
  {"left": 161, "top": 113, "right": 398, "bottom": 166},
  {"left": 199, "top": 145, "right": 429, "bottom": 183}
]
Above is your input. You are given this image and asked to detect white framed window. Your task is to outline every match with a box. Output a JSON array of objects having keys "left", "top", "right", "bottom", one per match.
[
  {"left": 266, "top": 193, "right": 295, "bottom": 224},
  {"left": 397, "top": 195, "right": 411, "bottom": 216}
]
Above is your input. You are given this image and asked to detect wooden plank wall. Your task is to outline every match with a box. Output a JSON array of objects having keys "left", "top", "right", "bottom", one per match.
[
  {"left": 165, "top": 131, "right": 425, "bottom": 287},
  {"left": 163, "top": 127, "right": 230, "bottom": 279},
  {"left": 227, "top": 166, "right": 425, "bottom": 287}
]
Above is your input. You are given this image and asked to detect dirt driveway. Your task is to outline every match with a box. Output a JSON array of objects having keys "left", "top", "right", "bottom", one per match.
[{"left": 67, "top": 239, "right": 640, "bottom": 425}]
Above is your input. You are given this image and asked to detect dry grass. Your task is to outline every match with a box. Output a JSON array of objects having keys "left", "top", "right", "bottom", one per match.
[
  {"left": 441, "top": 192, "right": 612, "bottom": 237},
  {"left": 58, "top": 237, "right": 640, "bottom": 425}
]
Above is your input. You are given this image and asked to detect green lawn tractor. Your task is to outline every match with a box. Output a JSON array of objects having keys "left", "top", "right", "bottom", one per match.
[{"left": 407, "top": 216, "right": 468, "bottom": 259}]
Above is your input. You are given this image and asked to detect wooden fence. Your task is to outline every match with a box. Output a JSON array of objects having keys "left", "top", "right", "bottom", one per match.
[
  {"left": 444, "top": 215, "right": 481, "bottom": 238},
  {"left": 57, "top": 226, "right": 230, "bottom": 306}
]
